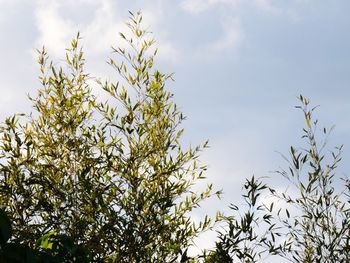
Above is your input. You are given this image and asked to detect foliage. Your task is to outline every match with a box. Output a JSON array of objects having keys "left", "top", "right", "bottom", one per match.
[
  {"left": 208, "top": 96, "right": 350, "bottom": 263},
  {"left": 204, "top": 177, "right": 284, "bottom": 263},
  {"left": 0, "top": 9, "right": 349, "bottom": 263},
  {"left": 0, "top": 208, "right": 88, "bottom": 263},
  {"left": 0, "top": 11, "right": 219, "bottom": 262},
  {"left": 273, "top": 95, "right": 350, "bottom": 262},
  {"left": 36, "top": 231, "right": 89, "bottom": 262}
]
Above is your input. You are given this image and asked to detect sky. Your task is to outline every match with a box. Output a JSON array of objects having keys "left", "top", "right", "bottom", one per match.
[{"left": 1, "top": 0, "right": 350, "bottom": 259}]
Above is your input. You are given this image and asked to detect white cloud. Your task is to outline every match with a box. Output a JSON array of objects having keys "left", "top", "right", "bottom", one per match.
[
  {"left": 34, "top": 0, "right": 126, "bottom": 58},
  {"left": 33, "top": 0, "right": 179, "bottom": 65},
  {"left": 253, "top": 0, "right": 281, "bottom": 15},
  {"left": 155, "top": 41, "right": 180, "bottom": 63},
  {"left": 196, "top": 16, "right": 244, "bottom": 57},
  {"left": 180, "top": 0, "right": 282, "bottom": 15},
  {"left": 31, "top": 0, "right": 182, "bottom": 104},
  {"left": 0, "top": 0, "right": 20, "bottom": 5},
  {"left": 141, "top": 5, "right": 181, "bottom": 63},
  {"left": 181, "top": 0, "right": 308, "bottom": 21},
  {"left": 81, "top": 3, "right": 125, "bottom": 55},
  {"left": 34, "top": 1, "right": 76, "bottom": 58},
  {"left": 180, "top": 0, "right": 241, "bottom": 14},
  {"left": 209, "top": 17, "right": 244, "bottom": 52}
]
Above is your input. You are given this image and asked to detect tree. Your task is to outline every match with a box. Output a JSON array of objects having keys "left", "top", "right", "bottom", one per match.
[
  {"left": 0, "top": 208, "right": 89, "bottom": 263},
  {"left": 204, "top": 176, "right": 284, "bottom": 263},
  {"left": 208, "top": 96, "right": 350, "bottom": 263},
  {"left": 1, "top": 9, "right": 349, "bottom": 263},
  {"left": 273, "top": 96, "right": 350, "bottom": 262},
  {"left": 0, "top": 11, "right": 219, "bottom": 262}
]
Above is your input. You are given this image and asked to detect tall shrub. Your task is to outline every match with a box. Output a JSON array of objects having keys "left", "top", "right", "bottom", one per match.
[{"left": 0, "top": 12, "right": 218, "bottom": 262}]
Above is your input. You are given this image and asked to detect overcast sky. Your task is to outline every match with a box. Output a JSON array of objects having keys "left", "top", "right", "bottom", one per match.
[{"left": 1, "top": 0, "right": 350, "bottom": 259}]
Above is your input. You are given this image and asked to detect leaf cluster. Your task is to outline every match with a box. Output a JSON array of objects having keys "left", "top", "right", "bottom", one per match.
[
  {"left": 0, "top": 10, "right": 349, "bottom": 263},
  {"left": 0, "top": 11, "right": 219, "bottom": 262}
]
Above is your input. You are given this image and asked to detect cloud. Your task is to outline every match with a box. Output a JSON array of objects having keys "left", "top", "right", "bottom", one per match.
[
  {"left": 181, "top": 0, "right": 307, "bottom": 21},
  {"left": 180, "top": 0, "right": 282, "bottom": 15},
  {"left": 0, "top": 0, "right": 20, "bottom": 5},
  {"left": 180, "top": 0, "right": 241, "bottom": 14},
  {"left": 208, "top": 17, "right": 244, "bottom": 52},
  {"left": 155, "top": 41, "right": 180, "bottom": 63},
  {"left": 252, "top": 0, "right": 303, "bottom": 21},
  {"left": 34, "top": 0, "right": 126, "bottom": 58},
  {"left": 34, "top": 1, "right": 76, "bottom": 57},
  {"left": 141, "top": 5, "right": 181, "bottom": 63},
  {"left": 196, "top": 16, "right": 244, "bottom": 57},
  {"left": 32, "top": 0, "right": 182, "bottom": 104},
  {"left": 33, "top": 0, "right": 179, "bottom": 65},
  {"left": 253, "top": 0, "right": 281, "bottom": 15}
]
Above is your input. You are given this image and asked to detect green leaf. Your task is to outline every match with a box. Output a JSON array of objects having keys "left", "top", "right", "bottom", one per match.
[{"left": 36, "top": 231, "right": 57, "bottom": 250}]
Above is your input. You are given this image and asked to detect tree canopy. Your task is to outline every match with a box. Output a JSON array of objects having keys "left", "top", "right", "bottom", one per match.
[
  {"left": 0, "top": 11, "right": 219, "bottom": 262},
  {"left": 0, "top": 11, "right": 349, "bottom": 263}
]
